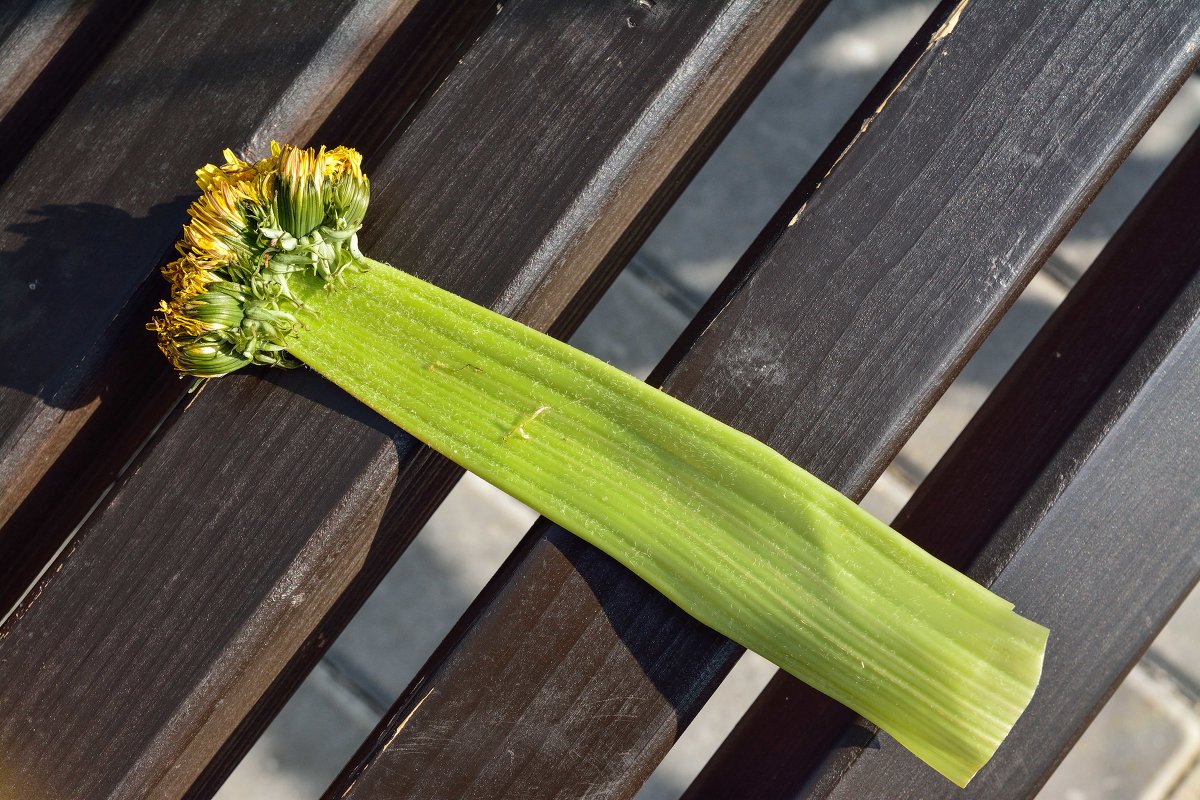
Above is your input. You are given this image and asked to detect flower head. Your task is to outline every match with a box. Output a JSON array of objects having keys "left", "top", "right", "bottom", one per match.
[
  {"left": 325, "top": 146, "right": 370, "bottom": 227},
  {"left": 275, "top": 144, "right": 326, "bottom": 238},
  {"left": 150, "top": 142, "right": 369, "bottom": 379}
]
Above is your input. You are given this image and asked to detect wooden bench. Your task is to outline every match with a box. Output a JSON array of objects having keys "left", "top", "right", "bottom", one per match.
[{"left": 1, "top": 1, "right": 1198, "bottom": 798}]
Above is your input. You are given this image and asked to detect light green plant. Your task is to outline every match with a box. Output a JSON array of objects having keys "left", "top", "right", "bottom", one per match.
[{"left": 149, "top": 144, "right": 1047, "bottom": 787}]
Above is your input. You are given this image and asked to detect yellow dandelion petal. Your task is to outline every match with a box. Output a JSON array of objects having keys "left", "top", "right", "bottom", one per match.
[
  {"left": 209, "top": 182, "right": 249, "bottom": 228},
  {"left": 149, "top": 299, "right": 206, "bottom": 337},
  {"left": 279, "top": 144, "right": 324, "bottom": 183},
  {"left": 183, "top": 219, "right": 237, "bottom": 263},
  {"left": 161, "top": 255, "right": 217, "bottom": 296},
  {"left": 195, "top": 146, "right": 279, "bottom": 192},
  {"left": 174, "top": 242, "right": 228, "bottom": 272},
  {"left": 231, "top": 171, "right": 271, "bottom": 208},
  {"left": 196, "top": 164, "right": 222, "bottom": 192},
  {"left": 252, "top": 152, "right": 279, "bottom": 177},
  {"left": 181, "top": 181, "right": 256, "bottom": 265},
  {"left": 323, "top": 146, "right": 363, "bottom": 179}
]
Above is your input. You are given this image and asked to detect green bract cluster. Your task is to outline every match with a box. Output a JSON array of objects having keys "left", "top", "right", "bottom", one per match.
[{"left": 147, "top": 143, "right": 370, "bottom": 378}]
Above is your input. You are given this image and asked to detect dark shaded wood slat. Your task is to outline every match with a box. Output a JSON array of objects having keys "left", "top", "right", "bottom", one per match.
[
  {"left": 0, "top": 0, "right": 148, "bottom": 185},
  {"left": 196, "top": 2, "right": 837, "bottom": 793},
  {"left": 327, "top": 2, "right": 1200, "bottom": 798},
  {"left": 0, "top": 3, "right": 829, "bottom": 799},
  {"left": 809, "top": 132, "right": 1200, "bottom": 800},
  {"left": 690, "top": 119, "right": 1200, "bottom": 800},
  {"left": 0, "top": 0, "right": 491, "bottom": 614}
]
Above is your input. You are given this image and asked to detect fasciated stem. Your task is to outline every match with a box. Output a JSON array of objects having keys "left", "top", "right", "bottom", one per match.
[
  {"left": 288, "top": 258, "right": 1047, "bottom": 788},
  {"left": 151, "top": 142, "right": 1045, "bottom": 786}
]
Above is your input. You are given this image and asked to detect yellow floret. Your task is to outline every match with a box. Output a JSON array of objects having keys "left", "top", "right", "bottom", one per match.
[{"left": 161, "top": 254, "right": 217, "bottom": 297}]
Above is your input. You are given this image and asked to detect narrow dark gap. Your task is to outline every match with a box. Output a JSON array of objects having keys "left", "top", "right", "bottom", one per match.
[
  {"left": 0, "top": 0, "right": 506, "bottom": 623},
  {"left": 0, "top": 0, "right": 151, "bottom": 186}
]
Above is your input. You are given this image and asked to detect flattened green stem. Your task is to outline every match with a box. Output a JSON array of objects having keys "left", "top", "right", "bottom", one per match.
[{"left": 288, "top": 259, "right": 1046, "bottom": 787}]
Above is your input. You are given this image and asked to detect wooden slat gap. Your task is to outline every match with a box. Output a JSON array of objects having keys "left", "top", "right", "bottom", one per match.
[
  {"left": 330, "top": 2, "right": 1200, "bottom": 798},
  {"left": 0, "top": 0, "right": 501, "bottom": 615},
  {"left": 690, "top": 95, "right": 1200, "bottom": 800},
  {"left": 188, "top": 4, "right": 836, "bottom": 795},
  {"left": 0, "top": 0, "right": 152, "bottom": 186},
  {"left": 649, "top": 0, "right": 977, "bottom": 391}
]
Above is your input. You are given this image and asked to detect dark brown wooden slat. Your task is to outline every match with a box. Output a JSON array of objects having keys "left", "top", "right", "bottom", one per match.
[
  {"left": 807, "top": 130, "right": 1200, "bottom": 800},
  {"left": 195, "top": 2, "right": 836, "bottom": 793},
  {"left": 308, "top": 0, "right": 498, "bottom": 163},
  {"left": 0, "top": 0, "right": 489, "bottom": 614},
  {"left": 0, "top": 0, "right": 148, "bottom": 185},
  {"left": 0, "top": 3, "right": 828, "bottom": 799},
  {"left": 325, "top": 2, "right": 1200, "bottom": 798},
  {"left": 689, "top": 120, "right": 1200, "bottom": 800}
]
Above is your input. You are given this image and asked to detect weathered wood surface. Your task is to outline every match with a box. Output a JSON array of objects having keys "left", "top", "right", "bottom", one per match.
[
  {"left": 323, "top": 2, "right": 1200, "bottom": 798},
  {"left": 689, "top": 123, "right": 1200, "bottom": 800},
  {"left": 0, "top": 3, "right": 827, "bottom": 799},
  {"left": 0, "top": 0, "right": 149, "bottom": 185},
  {"left": 193, "top": 1, "right": 835, "bottom": 792},
  {"left": 804, "top": 125, "right": 1200, "bottom": 800},
  {"left": 0, "top": 0, "right": 488, "bottom": 614}
]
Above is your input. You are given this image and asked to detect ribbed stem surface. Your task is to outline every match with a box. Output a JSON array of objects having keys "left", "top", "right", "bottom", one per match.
[{"left": 288, "top": 260, "right": 1047, "bottom": 787}]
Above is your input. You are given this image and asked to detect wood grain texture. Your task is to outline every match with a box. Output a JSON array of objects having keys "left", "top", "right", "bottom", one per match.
[
  {"left": 0, "top": 0, "right": 489, "bottom": 615},
  {"left": 0, "top": 0, "right": 89, "bottom": 117},
  {"left": 0, "top": 3, "right": 827, "bottom": 799},
  {"left": 0, "top": 0, "right": 148, "bottom": 185},
  {"left": 195, "top": 1, "right": 834, "bottom": 792},
  {"left": 0, "top": 0, "right": 380, "bottom": 524},
  {"left": 690, "top": 121, "right": 1200, "bottom": 800},
  {"left": 809, "top": 132, "right": 1200, "bottom": 800},
  {"left": 327, "top": 2, "right": 1200, "bottom": 799}
]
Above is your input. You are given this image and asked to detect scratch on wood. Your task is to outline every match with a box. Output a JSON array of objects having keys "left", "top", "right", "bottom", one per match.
[
  {"left": 183, "top": 378, "right": 210, "bottom": 411},
  {"left": 869, "top": 0, "right": 969, "bottom": 119},
  {"left": 931, "top": 0, "right": 969, "bottom": 43},
  {"left": 384, "top": 686, "right": 437, "bottom": 752},
  {"left": 804, "top": 0, "right": 971, "bottom": 200},
  {"left": 339, "top": 685, "right": 439, "bottom": 797},
  {"left": 787, "top": 201, "right": 809, "bottom": 227}
]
